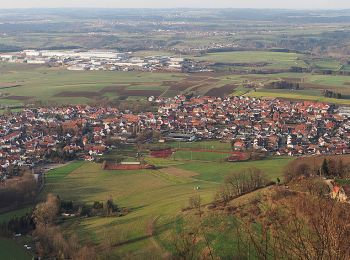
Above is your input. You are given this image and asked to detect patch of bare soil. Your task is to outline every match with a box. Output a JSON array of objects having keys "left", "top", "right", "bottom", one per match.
[
  {"left": 3, "top": 95, "right": 33, "bottom": 100},
  {"left": 205, "top": 84, "right": 237, "bottom": 96},
  {"left": 99, "top": 85, "right": 127, "bottom": 94},
  {"left": 54, "top": 91, "right": 100, "bottom": 98}
]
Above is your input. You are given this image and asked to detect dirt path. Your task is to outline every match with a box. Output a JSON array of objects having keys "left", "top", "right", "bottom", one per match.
[{"left": 147, "top": 217, "right": 171, "bottom": 259}]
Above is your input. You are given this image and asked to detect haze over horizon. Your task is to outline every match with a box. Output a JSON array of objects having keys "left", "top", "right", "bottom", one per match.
[{"left": 0, "top": 0, "right": 350, "bottom": 10}]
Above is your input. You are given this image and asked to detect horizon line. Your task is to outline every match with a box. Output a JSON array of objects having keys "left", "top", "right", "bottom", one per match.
[{"left": 0, "top": 7, "right": 350, "bottom": 11}]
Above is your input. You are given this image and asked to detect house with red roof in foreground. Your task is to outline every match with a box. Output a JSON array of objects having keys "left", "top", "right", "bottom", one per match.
[{"left": 330, "top": 183, "right": 350, "bottom": 203}]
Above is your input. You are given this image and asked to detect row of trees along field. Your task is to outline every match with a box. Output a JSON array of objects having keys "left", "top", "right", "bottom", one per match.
[
  {"left": 323, "top": 89, "right": 342, "bottom": 99},
  {"left": 0, "top": 173, "right": 38, "bottom": 211},
  {"left": 284, "top": 158, "right": 349, "bottom": 182},
  {"left": 215, "top": 167, "right": 273, "bottom": 204}
]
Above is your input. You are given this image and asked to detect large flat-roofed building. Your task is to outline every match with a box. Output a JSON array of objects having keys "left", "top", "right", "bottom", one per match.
[
  {"left": 21, "top": 49, "right": 128, "bottom": 60},
  {"left": 23, "top": 50, "right": 41, "bottom": 57}
]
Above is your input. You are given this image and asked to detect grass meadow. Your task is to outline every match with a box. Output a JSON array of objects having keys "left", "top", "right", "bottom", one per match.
[
  {"left": 0, "top": 237, "right": 32, "bottom": 260},
  {"left": 195, "top": 51, "right": 307, "bottom": 69},
  {"left": 37, "top": 151, "right": 292, "bottom": 258}
]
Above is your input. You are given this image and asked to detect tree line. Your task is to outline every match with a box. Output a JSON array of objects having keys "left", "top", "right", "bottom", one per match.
[
  {"left": 284, "top": 157, "right": 349, "bottom": 182},
  {"left": 267, "top": 80, "right": 300, "bottom": 90},
  {"left": 323, "top": 89, "right": 342, "bottom": 99},
  {"left": 215, "top": 167, "right": 271, "bottom": 204},
  {"left": 0, "top": 173, "right": 37, "bottom": 210}
]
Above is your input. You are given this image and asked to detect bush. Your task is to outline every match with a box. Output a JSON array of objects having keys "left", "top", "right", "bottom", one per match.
[{"left": 93, "top": 201, "right": 103, "bottom": 209}]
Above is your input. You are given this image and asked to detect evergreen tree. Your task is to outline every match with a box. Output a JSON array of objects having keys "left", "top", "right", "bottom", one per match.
[{"left": 321, "top": 159, "right": 330, "bottom": 177}]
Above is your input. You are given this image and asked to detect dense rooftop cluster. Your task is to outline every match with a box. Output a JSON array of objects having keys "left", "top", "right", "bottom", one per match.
[
  {"left": 0, "top": 96, "right": 349, "bottom": 176},
  {"left": 156, "top": 96, "right": 350, "bottom": 155}
]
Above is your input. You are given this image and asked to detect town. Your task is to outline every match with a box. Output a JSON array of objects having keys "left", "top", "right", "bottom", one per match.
[
  {"left": 0, "top": 49, "right": 207, "bottom": 72},
  {"left": 1, "top": 95, "right": 350, "bottom": 178}
]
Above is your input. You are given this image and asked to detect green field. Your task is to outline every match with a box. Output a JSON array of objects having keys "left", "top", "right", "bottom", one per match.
[
  {"left": 0, "top": 63, "right": 186, "bottom": 105},
  {"left": 173, "top": 150, "right": 232, "bottom": 162},
  {"left": 247, "top": 90, "right": 350, "bottom": 105},
  {"left": 39, "top": 152, "right": 292, "bottom": 258},
  {"left": 0, "top": 237, "right": 32, "bottom": 260},
  {"left": 0, "top": 207, "right": 32, "bottom": 223},
  {"left": 167, "top": 140, "right": 232, "bottom": 151},
  {"left": 2, "top": 58, "right": 350, "bottom": 106},
  {"left": 177, "top": 157, "right": 291, "bottom": 182},
  {"left": 195, "top": 51, "right": 307, "bottom": 69}
]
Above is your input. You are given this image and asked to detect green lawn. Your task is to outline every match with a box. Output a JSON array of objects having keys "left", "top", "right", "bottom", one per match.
[
  {"left": 45, "top": 161, "right": 85, "bottom": 182},
  {"left": 167, "top": 140, "right": 232, "bottom": 151},
  {"left": 311, "top": 58, "right": 342, "bottom": 71},
  {"left": 176, "top": 157, "right": 292, "bottom": 183},
  {"left": 0, "top": 207, "right": 32, "bottom": 223},
  {"left": 0, "top": 237, "right": 32, "bottom": 260},
  {"left": 174, "top": 150, "right": 232, "bottom": 162}
]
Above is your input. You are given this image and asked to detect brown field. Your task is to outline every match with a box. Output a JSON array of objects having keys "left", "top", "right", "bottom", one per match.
[
  {"left": 99, "top": 85, "right": 128, "bottom": 94},
  {"left": 205, "top": 83, "right": 237, "bottom": 96},
  {"left": 168, "top": 81, "right": 197, "bottom": 91},
  {"left": 3, "top": 95, "right": 33, "bottom": 100}
]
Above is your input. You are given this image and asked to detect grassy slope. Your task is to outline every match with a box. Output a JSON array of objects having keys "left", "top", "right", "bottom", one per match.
[
  {"left": 0, "top": 237, "right": 32, "bottom": 260},
  {"left": 42, "top": 154, "right": 291, "bottom": 258},
  {"left": 0, "top": 207, "right": 32, "bottom": 223},
  {"left": 177, "top": 157, "right": 292, "bottom": 183},
  {"left": 44, "top": 162, "right": 219, "bottom": 258}
]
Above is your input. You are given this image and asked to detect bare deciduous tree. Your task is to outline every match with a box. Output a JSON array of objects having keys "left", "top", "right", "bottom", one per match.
[{"left": 33, "top": 193, "right": 60, "bottom": 225}]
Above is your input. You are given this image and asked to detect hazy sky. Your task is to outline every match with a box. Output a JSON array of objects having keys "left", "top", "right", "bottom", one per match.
[{"left": 0, "top": 0, "right": 349, "bottom": 9}]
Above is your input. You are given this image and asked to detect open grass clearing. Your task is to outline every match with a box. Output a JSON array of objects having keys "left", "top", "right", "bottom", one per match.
[
  {"left": 0, "top": 237, "right": 32, "bottom": 260},
  {"left": 43, "top": 161, "right": 218, "bottom": 258},
  {"left": 176, "top": 157, "right": 292, "bottom": 183},
  {"left": 159, "top": 167, "right": 199, "bottom": 178},
  {"left": 0, "top": 206, "right": 33, "bottom": 223},
  {"left": 194, "top": 51, "right": 307, "bottom": 69},
  {"left": 247, "top": 90, "right": 350, "bottom": 105}
]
